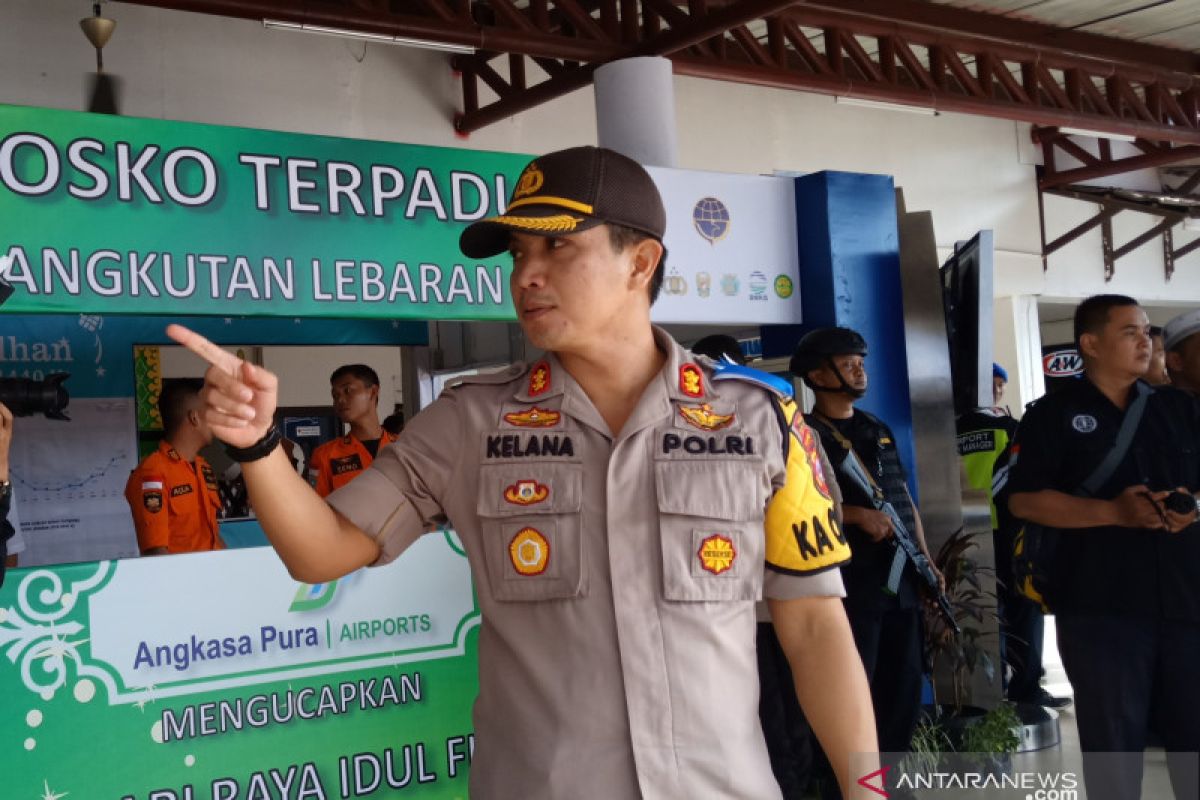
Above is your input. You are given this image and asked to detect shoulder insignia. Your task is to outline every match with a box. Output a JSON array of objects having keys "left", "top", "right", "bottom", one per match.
[
  {"left": 679, "top": 364, "right": 704, "bottom": 397},
  {"left": 709, "top": 360, "right": 793, "bottom": 400},
  {"left": 528, "top": 360, "right": 552, "bottom": 396}
]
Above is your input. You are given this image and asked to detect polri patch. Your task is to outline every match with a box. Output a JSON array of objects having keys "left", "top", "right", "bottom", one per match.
[
  {"left": 529, "top": 361, "right": 551, "bottom": 396},
  {"left": 509, "top": 527, "right": 550, "bottom": 575},
  {"left": 679, "top": 364, "right": 704, "bottom": 397},
  {"left": 679, "top": 403, "right": 734, "bottom": 431},
  {"left": 698, "top": 534, "right": 736, "bottom": 575},
  {"left": 504, "top": 480, "right": 550, "bottom": 506},
  {"left": 504, "top": 406, "right": 561, "bottom": 428}
]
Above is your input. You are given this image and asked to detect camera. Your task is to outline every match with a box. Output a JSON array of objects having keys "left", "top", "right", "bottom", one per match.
[
  {"left": 1164, "top": 491, "right": 1198, "bottom": 516},
  {"left": 0, "top": 373, "right": 71, "bottom": 420}
]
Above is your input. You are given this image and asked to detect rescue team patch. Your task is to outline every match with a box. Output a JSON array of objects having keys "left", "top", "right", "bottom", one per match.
[
  {"left": 143, "top": 491, "right": 163, "bottom": 512},
  {"left": 509, "top": 527, "right": 550, "bottom": 576},
  {"left": 679, "top": 364, "right": 704, "bottom": 398},
  {"left": 504, "top": 480, "right": 550, "bottom": 506},
  {"left": 487, "top": 434, "right": 575, "bottom": 459},
  {"left": 171, "top": 484, "right": 194, "bottom": 497},
  {"left": 331, "top": 454, "right": 364, "bottom": 475},
  {"left": 529, "top": 361, "right": 551, "bottom": 396},
  {"left": 698, "top": 534, "right": 737, "bottom": 575},
  {"left": 796, "top": 424, "right": 832, "bottom": 500},
  {"left": 200, "top": 464, "right": 218, "bottom": 490},
  {"left": 504, "top": 406, "right": 561, "bottom": 428},
  {"left": 679, "top": 403, "right": 734, "bottom": 431},
  {"left": 662, "top": 432, "right": 755, "bottom": 456}
]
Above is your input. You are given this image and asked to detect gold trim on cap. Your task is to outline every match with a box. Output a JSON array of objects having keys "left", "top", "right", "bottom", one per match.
[
  {"left": 486, "top": 213, "right": 584, "bottom": 232},
  {"left": 506, "top": 195, "right": 595, "bottom": 215}
]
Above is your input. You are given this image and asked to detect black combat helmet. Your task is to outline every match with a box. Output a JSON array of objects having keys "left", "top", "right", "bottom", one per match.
[{"left": 790, "top": 327, "right": 868, "bottom": 395}]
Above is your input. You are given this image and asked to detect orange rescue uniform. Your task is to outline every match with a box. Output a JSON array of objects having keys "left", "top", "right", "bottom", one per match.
[
  {"left": 124, "top": 441, "right": 224, "bottom": 554},
  {"left": 308, "top": 431, "right": 398, "bottom": 497}
]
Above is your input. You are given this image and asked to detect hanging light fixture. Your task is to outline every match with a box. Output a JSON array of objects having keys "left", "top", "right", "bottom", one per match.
[{"left": 80, "top": 2, "right": 121, "bottom": 114}]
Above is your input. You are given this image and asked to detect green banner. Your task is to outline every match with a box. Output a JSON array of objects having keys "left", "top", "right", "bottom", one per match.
[
  {"left": 0, "top": 104, "right": 528, "bottom": 320},
  {"left": 1, "top": 536, "right": 481, "bottom": 799}
]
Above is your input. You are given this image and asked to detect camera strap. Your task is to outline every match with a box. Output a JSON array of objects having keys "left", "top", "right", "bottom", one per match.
[{"left": 1078, "top": 381, "right": 1151, "bottom": 498}]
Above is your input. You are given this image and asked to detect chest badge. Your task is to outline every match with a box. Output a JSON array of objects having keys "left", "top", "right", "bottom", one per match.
[
  {"left": 504, "top": 406, "right": 561, "bottom": 428},
  {"left": 679, "top": 364, "right": 704, "bottom": 398},
  {"left": 529, "top": 361, "right": 551, "bottom": 396},
  {"left": 698, "top": 534, "right": 736, "bottom": 575},
  {"left": 504, "top": 480, "right": 550, "bottom": 506},
  {"left": 1072, "top": 414, "right": 1098, "bottom": 433},
  {"left": 509, "top": 527, "right": 550, "bottom": 575},
  {"left": 679, "top": 403, "right": 734, "bottom": 431}
]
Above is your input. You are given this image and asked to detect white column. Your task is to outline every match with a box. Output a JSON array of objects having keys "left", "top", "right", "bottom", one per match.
[
  {"left": 593, "top": 57, "right": 679, "bottom": 168},
  {"left": 993, "top": 295, "right": 1045, "bottom": 416}
]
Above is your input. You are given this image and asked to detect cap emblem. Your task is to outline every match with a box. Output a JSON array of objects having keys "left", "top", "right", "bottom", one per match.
[
  {"left": 698, "top": 534, "right": 736, "bottom": 575},
  {"left": 679, "top": 364, "right": 704, "bottom": 397},
  {"left": 679, "top": 403, "right": 733, "bottom": 431},
  {"left": 504, "top": 406, "right": 561, "bottom": 427},
  {"left": 514, "top": 162, "right": 545, "bottom": 200},
  {"left": 509, "top": 527, "right": 550, "bottom": 575}
]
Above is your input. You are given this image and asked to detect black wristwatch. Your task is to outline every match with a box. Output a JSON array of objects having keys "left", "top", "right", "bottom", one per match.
[{"left": 224, "top": 425, "right": 282, "bottom": 464}]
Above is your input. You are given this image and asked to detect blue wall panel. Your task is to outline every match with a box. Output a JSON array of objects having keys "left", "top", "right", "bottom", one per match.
[{"left": 763, "top": 171, "right": 917, "bottom": 487}]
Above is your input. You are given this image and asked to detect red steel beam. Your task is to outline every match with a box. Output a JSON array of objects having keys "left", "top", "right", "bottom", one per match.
[{"left": 1040, "top": 146, "right": 1200, "bottom": 189}]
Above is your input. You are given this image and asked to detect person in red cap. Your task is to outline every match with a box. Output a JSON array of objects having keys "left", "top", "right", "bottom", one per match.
[{"left": 168, "top": 146, "right": 878, "bottom": 800}]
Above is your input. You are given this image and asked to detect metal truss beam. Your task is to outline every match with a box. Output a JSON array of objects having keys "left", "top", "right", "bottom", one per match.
[{"left": 118, "top": 0, "right": 1200, "bottom": 141}]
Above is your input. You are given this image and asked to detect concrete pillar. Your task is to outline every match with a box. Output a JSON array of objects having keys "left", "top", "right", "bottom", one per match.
[{"left": 593, "top": 57, "right": 679, "bottom": 168}]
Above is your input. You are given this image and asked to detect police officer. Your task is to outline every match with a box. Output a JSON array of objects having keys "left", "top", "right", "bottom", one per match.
[
  {"left": 1008, "top": 294, "right": 1200, "bottom": 800},
  {"left": 124, "top": 379, "right": 224, "bottom": 555},
  {"left": 308, "top": 364, "right": 397, "bottom": 497},
  {"left": 958, "top": 366, "right": 1068, "bottom": 709},
  {"left": 169, "top": 146, "right": 879, "bottom": 800},
  {"left": 791, "top": 327, "right": 937, "bottom": 780}
]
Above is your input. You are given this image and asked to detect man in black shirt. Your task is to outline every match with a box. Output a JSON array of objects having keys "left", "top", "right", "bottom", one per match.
[
  {"left": 1009, "top": 294, "right": 1200, "bottom": 800},
  {"left": 792, "top": 328, "right": 939, "bottom": 784}
]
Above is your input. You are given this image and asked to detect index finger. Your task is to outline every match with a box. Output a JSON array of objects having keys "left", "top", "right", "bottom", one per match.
[{"left": 166, "top": 324, "right": 241, "bottom": 374}]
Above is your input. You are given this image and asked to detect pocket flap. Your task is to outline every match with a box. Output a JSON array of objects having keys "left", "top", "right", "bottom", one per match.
[
  {"left": 477, "top": 463, "right": 583, "bottom": 517},
  {"left": 654, "top": 461, "right": 766, "bottom": 521}
]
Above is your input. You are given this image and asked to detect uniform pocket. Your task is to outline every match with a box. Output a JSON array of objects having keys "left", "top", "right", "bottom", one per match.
[
  {"left": 655, "top": 461, "right": 767, "bottom": 602},
  {"left": 477, "top": 464, "right": 585, "bottom": 602}
]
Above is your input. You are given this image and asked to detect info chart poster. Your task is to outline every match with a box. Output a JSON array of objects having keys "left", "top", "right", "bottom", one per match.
[{"left": 0, "top": 535, "right": 480, "bottom": 799}]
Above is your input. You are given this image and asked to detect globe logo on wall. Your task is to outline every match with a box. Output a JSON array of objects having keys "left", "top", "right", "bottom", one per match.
[{"left": 693, "top": 197, "right": 731, "bottom": 244}]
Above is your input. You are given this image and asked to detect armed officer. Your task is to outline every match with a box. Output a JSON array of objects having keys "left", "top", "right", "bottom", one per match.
[
  {"left": 168, "top": 146, "right": 879, "bottom": 800},
  {"left": 792, "top": 327, "right": 938, "bottom": 782}
]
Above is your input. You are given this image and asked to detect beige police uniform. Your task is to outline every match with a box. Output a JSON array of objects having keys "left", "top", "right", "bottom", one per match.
[{"left": 327, "top": 327, "right": 851, "bottom": 799}]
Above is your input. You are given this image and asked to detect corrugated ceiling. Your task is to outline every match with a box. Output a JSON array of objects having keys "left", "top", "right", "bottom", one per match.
[{"left": 930, "top": 0, "right": 1199, "bottom": 53}]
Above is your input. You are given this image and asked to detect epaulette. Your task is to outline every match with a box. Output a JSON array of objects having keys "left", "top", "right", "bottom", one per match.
[
  {"left": 707, "top": 359, "right": 794, "bottom": 401},
  {"left": 444, "top": 362, "right": 526, "bottom": 390}
]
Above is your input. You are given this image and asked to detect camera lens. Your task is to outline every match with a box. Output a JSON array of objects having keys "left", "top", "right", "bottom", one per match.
[{"left": 1164, "top": 491, "right": 1195, "bottom": 515}]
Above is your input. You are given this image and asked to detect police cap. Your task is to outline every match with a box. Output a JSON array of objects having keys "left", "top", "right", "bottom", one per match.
[
  {"left": 460, "top": 146, "right": 667, "bottom": 259},
  {"left": 789, "top": 327, "right": 868, "bottom": 377}
]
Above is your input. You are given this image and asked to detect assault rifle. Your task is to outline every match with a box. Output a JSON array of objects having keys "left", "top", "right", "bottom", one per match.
[{"left": 836, "top": 452, "right": 961, "bottom": 637}]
